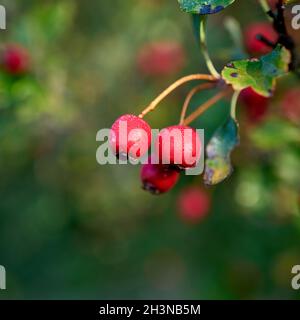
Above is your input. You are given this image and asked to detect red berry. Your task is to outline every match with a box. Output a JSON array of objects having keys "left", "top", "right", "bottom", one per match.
[
  {"left": 110, "top": 114, "right": 152, "bottom": 159},
  {"left": 178, "top": 187, "right": 211, "bottom": 224},
  {"left": 240, "top": 87, "right": 269, "bottom": 124},
  {"left": 244, "top": 22, "right": 278, "bottom": 55},
  {"left": 155, "top": 125, "right": 201, "bottom": 169},
  {"left": 2, "top": 44, "right": 30, "bottom": 75},
  {"left": 281, "top": 88, "right": 300, "bottom": 125},
  {"left": 137, "top": 41, "right": 185, "bottom": 77},
  {"left": 141, "top": 158, "right": 180, "bottom": 195}
]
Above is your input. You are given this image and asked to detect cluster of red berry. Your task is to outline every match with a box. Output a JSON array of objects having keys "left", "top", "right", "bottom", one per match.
[
  {"left": 109, "top": 114, "right": 201, "bottom": 195},
  {"left": 109, "top": 12, "right": 300, "bottom": 196},
  {"left": 109, "top": 115, "right": 211, "bottom": 223},
  {"left": 111, "top": 41, "right": 213, "bottom": 220}
]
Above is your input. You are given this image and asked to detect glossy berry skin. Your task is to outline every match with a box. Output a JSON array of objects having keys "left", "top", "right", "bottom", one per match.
[
  {"left": 2, "top": 44, "right": 30, "bottom": 75},
  {"left": 110, "top": 114, "right": 152, "bottom": 159},
  {"left": 178, "top": 187, "right": 211, "bottom": 224},
  {"left": 244, "top": 22, "right": 278, "bottom": 55},
  {"left": 141, "top": 160, "right": 180, "bottom": 195},
  {"left": 240, "top": 87, "right": 269, "bottom": 124},
  {"left": 155, "top": 125, "right": 201, "bottom": 169},
  {"left": 281, "top": 88, "right": 300, "bottom": 125},
  {"left": 137, "top": 41, "right": 185, "bottom": 78}
]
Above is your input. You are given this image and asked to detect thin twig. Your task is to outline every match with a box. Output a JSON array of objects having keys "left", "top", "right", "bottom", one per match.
[
  {"left": 256, "top": 34, "right": 276, "bottom": 48},
  {"left": 179, "top": 82, "right": 215, "bottom": 125},
  {"left": 138, "top": 74, "right": 217, "bottom": 118},
  {"left": 183, "top": 89, "right": 231, "bottom": 126},
  {"left": 260, "top": 0, "right": 298, "bottom": 72}
]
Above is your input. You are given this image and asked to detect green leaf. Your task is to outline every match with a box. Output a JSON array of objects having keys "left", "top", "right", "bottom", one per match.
[
  {"left": 204, "top": 117, "right": 239, "bottom": 185},
  {"left": 221, "top": 45, "right": 291, "bottom": 97},
  {"left": 178, "top": 0, "right": 236, "bottom": 14}
]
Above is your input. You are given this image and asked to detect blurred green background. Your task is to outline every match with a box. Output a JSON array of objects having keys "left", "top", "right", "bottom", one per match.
[{"left": 0, "top": 0, "right": 299, "bottom": 299}]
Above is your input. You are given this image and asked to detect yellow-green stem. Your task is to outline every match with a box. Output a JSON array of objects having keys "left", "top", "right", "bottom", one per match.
[
  {"left": 230, "top": 90, "right": 241, "bottom": 121},
  {"left": 259, "top": 0, "right": 273, "bottom": 21},
  {"left": 200, "top": 17, "right": 220, "bottom": 79}
]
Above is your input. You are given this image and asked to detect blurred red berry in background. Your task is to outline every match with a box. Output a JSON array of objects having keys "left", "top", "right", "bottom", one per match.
[
  {"left": 281, "top": 88, "right": 300, "bottom": 125},
  {"left": 268, "top": 0, "right": 278, "bottom": 10},
  {"left": 240, "top": 87, "right": 269, "bottom": 124},
  {"left": 1, "top": 44, "right": 31, "bottom": 75},
  {"left": 178, "top": 187, "right": 211, "bottom": 224},
  {"left": 137, "top": 41, "right": 185, "bottom": 77},
  {"left": 244, "top": 22, "right": 278, "bottom": 55}
]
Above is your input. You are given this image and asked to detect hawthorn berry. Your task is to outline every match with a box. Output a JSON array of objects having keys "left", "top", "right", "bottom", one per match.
[
  {"left": 1, "top": 44, "right": 30, "bottom": 75},
  {"left": 240, "top": 87, "right": 269, "bottom": 124},
  {"left": 110, "top": 114, "right": 152, "bottom": 160},
  {"left": 137, "top": 41, "right": 185, "bottom": 78},
  {"left": 155, "top": 125, "right": 201, "bottom": 169},
  {"left": 141, "top": 158, "right": 180, "bottom": 195},
  {"left": 178, "top": 187, "right": 211, "bottom": 224},
  {"left": 281, "top": 88, "right": 300, "bottom": 125},
  {"left": 244, "top": 22, "right": 278, "bottom": 55}
]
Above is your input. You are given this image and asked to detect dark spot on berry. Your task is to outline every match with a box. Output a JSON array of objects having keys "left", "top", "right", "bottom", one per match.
[
  {"left": 167, "top": 164, "right": 183, "bottom": 173},
  {"left": 116, "top": 152, "right": 139, "bottom": 163},
  {"left": 115, "top": 152, "right": 129, "bottom": 161},
  {"left": 142, "top": 183, "right": 161, "bottom": 195},
  {"left": 231, "top": 73, "right": 238, "bottom": 78}
]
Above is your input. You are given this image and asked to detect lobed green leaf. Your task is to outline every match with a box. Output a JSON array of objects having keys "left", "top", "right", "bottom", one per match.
[{"left": 221, "top": 45, "right": 291, "bottom": 97}]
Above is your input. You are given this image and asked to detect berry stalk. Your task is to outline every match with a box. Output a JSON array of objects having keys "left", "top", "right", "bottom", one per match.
[
  {"left": 179, "top": 82, "right": 216, "bottom": 125},
  {"left": 138, "top": 74, "right": 216, "bottom": 118},
  {"left": 183, "top": 89, "right": 231, "bottom": 126}
]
